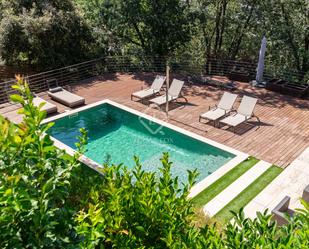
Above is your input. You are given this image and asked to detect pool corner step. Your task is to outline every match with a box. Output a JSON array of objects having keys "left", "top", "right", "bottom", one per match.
[{"left": 203, "top": 160, "right": 272, "bottom": 217}]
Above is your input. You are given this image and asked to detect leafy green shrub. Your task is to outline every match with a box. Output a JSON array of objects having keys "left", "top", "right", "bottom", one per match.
[
  {"left": 225, "top": 204, "right": 309, "bottom": 248},
  {"left": 76, "top": 155, "right": 208, "bottom": 248},
  {"left": 0, "top": 77, "right": 308, "bottom": 248},
  {"left": 0, "top": 76, "right": 83, "bottom": 247}
]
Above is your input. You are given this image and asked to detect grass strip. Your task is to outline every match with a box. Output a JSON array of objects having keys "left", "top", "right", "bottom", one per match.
[
  {"left": 215, "top": 165, "right": 283, "bottom": 223},
  {"left": 191, "top": 156, "right": 259, "bottom": 208}
]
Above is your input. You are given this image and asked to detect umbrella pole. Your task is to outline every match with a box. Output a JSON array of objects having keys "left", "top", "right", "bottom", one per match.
[{"left": 165, "top": 65, "right": 170, "bottom": 119}]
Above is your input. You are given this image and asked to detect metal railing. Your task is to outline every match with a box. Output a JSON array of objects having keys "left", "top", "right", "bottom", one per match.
[
  {"left": 0, "top": 56, "right": 167, "bottom": 104},
  {"left": 0, "top": 58, "right": 101, "bottom": 104},
  {"left": 0, "top": 55, "right": 307, "bottom": 105}
]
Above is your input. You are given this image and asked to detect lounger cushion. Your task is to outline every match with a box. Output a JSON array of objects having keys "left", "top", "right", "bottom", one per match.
[
  {"left": 49, "top": 86, "right": 63, "bottom": 93},
  {"left": 220, "top": 113, "right": 247, "bottom": 127},
  {"left": 238, "top": 96, "right": 258, "bottom": 117},
  {"left": 168, "top": 79, "right": 184, "bottom": 97},
  {"left": 217, "top": 92, "right": 238, "bottom": 111},
  {"left": 131, "top": 75, "right": 165, "bottom": 101},
  {"left": 150, "top": 95, "right": 175, "bottom": 106},
  {"left": 48, "top": 89, "right": 85, "bottom": 108},
  {"left": 33, "top": 97, "right": 57, "bottom": 114},
  {"left": 149, "top": 78, "right": 184, "bottom": 106},
  {"left": 152, "top": 76, "right": 166, "bottom": 91},
  {"left": 200, "top": 108, "right": 226, "bottom": 121},
  {"left": 132, "top": 89, "right": 159, "bottom": 99}
]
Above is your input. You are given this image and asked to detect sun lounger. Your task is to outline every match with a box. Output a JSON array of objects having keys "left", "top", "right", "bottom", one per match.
[
  {"left": 199, "top": 92, "right": 238, "bottom": 126},
  {"left": 131, "top": 75, "right": 166, "bottom": 102},
  {"left": 149, "top": 79, "right": 186, "bottom": 106},
  {"left": 33, "top": 96, "right": 57, "bottom": 114},
  {"left": 48, "top": 87, "right": 85, "bottom": 108},
  {"left": 220, "top": 95, "right": 259, "bottom": 132},
  {"left": 271, "top": 196, "right": 294, "bottom": 226}
]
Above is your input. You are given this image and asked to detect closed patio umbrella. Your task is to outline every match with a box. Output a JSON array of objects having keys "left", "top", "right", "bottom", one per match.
[{"left": 256, "top": 36, "right": 267, "bottom": 84}]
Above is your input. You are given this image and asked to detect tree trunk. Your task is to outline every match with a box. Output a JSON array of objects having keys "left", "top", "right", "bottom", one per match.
[
  {"left": 218, "top": 0, "right": 228, "bottom": 53},
  {"left": 214, "top": 1, "right": 223, "bottom": 55},
  {"left": 280, "top": 3, "right": 302, "bottom": 73},
  {"left": 301, "top": 25, "right": 309, "bottom": 75},
  {"left": 228, "top": 3, "right": 255, "bottom": 59}
]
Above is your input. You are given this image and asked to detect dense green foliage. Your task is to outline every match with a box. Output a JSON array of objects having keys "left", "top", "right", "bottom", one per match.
[
  {"left": 187, "top": 0, "right": 308, "bottom": 73},
  {"left": 0, "top": 0, "right": 308, "bottom": 76},
  {"left": 89, "top": 0, "right": 192, "bottom": 56},
  {"left": 0, "top": 0, "right": 93, "bottom": 69},
  {"left": 0, "top": 76, "right": 87, "bottom": 247},
  {"left": 0, "top": 78, "right": 308, "bottom": 247}
]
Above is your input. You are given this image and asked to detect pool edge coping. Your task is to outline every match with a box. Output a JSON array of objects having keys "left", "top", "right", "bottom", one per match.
[{"left": 43, "top": 99, "right": 249, "bottom": 197}]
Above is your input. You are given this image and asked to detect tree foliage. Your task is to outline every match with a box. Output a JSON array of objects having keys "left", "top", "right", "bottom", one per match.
[
  {"left": 180, "top": 0, "right": 308, "bottom": 75},
  {"left": 0, "top": 0, "right": 93, "bottom": 69},
  {"left": 0, "top": 0, "right": 307, "bottom": 75},
  {"left": 76, "top": 0, "right": 308, "bottom": 75},
  {"left": 0, "top": 77, "right": 308, "bottom": 248},
  {"left": 76, "top": 0, "right": 193, "bottom": 57}
]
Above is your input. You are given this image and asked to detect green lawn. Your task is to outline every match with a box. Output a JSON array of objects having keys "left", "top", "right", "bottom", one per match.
[
  {"left": 215, "top": 165, "right": 283, "bottom": 223},
  {"left": 191, "top": 156, "right": 259, "bottom": 208}
]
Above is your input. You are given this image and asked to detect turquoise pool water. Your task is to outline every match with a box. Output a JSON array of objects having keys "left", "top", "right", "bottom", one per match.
[{"left": 48, "top": 103, "right": 235, "bottom": 184}]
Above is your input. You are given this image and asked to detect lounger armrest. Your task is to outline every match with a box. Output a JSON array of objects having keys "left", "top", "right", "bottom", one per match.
[
  {"left": 252, "top": 112, "right": 261, "bottom": 123},
  {"left": 209, "top": 105, "right": 218, "bottom": 110}
]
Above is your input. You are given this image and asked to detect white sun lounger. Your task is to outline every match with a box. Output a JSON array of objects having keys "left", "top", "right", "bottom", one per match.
[
  {"left": 48, "top": 87, "right": 85, "bottom": 108},
  {"left": 33, "top": 96, "right": 57, "bottom": 114},
  {"left": 199, "top": 92, "right": 238, "bottom": 126},
  {"left": 220, "top": 95, "right": 259, "bottom": 132},
  {"left": 131, "top": 75, "right": 166, "bottom": 102},
  {"left": 149, "top": 79, "right": 186, "bottom": 106}
]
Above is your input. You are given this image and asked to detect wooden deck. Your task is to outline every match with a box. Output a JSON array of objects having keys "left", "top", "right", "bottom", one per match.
[{"left": 1, "top": 73, "right": 308, "bottom": 168}]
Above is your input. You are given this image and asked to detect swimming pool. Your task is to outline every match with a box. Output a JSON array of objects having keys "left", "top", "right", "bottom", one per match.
[{"left": 46, "top": 100, "right": 238, "bottom": 185}]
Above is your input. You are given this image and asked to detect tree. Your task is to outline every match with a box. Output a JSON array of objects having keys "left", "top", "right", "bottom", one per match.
[
  {"left": 0, "top": 0, "right": 93, "bottom": 69},
  {"left": 179, "top": 0, "right": 308, "bottom": 78},
  {"left": 96, "top": 0, "right": 193, "bottom": 56},
  {"left": 262, "top": 0, "right": 309, "bottom": 77}
]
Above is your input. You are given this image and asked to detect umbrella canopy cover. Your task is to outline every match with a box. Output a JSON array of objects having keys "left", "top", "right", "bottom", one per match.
[{"left": 256, "top": 36, "right": 267, "bottom": 83}]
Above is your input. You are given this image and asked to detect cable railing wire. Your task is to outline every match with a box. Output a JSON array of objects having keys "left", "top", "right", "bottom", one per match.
[{"left": 0, "top": 55, "right": 307, "bottom": 105}]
